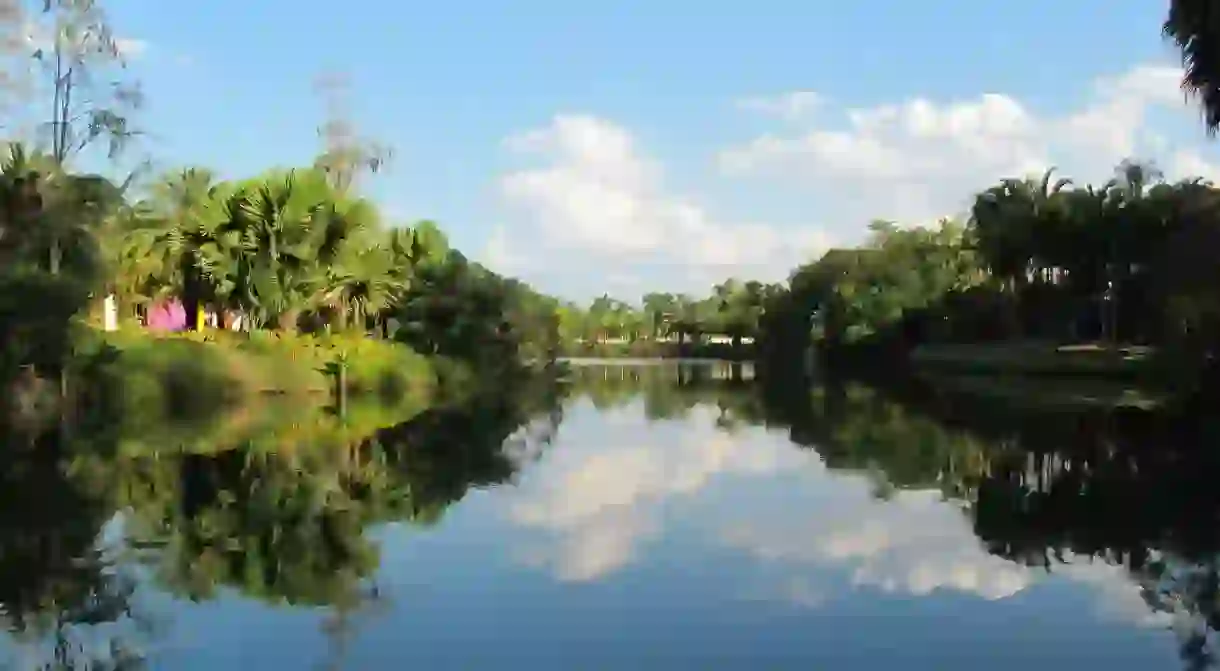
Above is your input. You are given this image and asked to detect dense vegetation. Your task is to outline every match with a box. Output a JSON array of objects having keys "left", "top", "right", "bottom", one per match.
[
  {"left": 752, "top": 161, "right": 1220, "bottom": 391},
  {"left": 10, "top": 1, "right": 1220, "bottom": 397},
  {"left": 565, "top": 5, "right": 1220, "bottom": 386},
  {"left": 1165, "top": 0, "right": 1220, "bottom": 135},
  {"left": 555, "top": 280, "right": 783, "bottom": 358},
  {"left": 0, "top": 0, "right": 564, "bottom": 413}
]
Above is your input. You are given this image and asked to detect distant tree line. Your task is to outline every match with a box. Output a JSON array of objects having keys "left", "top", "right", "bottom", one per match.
[{"left": 752, "top": 161, "right": 1220, "bottom": 386}]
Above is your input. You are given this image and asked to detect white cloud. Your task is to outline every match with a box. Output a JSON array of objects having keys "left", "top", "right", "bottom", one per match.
[
  {"left": 487, "top": 62, "right": 1213, "bottom": 299},
  {"left": 493, "top": 114, "right": 831, "bottom": 295},
  {"left": 483, "top": 224, "right": 523, "bottom": 272},
  {"left": 719, "top": 63, "right": 1216, "bottom": 239},
  {"left": 1166, "top": 149, "right": 1220, "bottom": 183},
  {"left": 736, "top": 91, "right": 822, "bottom": 121}
]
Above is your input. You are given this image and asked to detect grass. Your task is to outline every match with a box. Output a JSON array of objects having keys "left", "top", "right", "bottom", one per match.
[
  {"left": 918, "top": 372, "right": 1167, "bottom": 411},
  {"left": 909, "top": 341, "right": 1153, "bottom": 378},
  {"left": 71, "top": 327, "right": 445, "bottom": 427}
]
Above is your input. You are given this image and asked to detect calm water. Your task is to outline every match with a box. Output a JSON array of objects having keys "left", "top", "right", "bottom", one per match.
[{"left": 2, "top": 361, "right": 1219, "bottom": 669}]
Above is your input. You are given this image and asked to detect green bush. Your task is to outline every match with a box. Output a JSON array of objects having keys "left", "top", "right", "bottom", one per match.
[
  {"left": 0, "top": 269, "right": 92, "bottom": 378},
  {"left": 73, "top": 334, "right": 237, "bottom": 426}
]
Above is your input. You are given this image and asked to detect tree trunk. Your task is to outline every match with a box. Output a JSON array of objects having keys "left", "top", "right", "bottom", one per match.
[
  {"left": 1010, "top": 275, "right": 1026, "bottom": 338},
  {"left": 182, "top": 291, "right": 201, "bottom": 332},
  {"left": 180, "top": 255, "right": 202, "bottom": 331}
]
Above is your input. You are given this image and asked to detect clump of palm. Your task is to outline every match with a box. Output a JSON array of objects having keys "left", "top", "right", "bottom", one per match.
[
  {"left": 318, "top": 242, "right": 401, "bottom": 335},
  {"left": 0, "top": 143, "right": 136, "bottom": 377},
  {"left": 0, "top": 144, "right": 57, "bottom": 267},
  {"left": 120, "top": 166, "right": 416, "bottom": 335},
  {"left": 1165, "top": 0, "right": 1220, "bottom": 135},
  {"left": 221, "top": 170, "right": 338, "bottom": 331},
  {"left": 124, "top": 168, "right": 234, "bottom": 330},
  {"left": 0, "top": 143, "right": 119, "bottom": 282}
]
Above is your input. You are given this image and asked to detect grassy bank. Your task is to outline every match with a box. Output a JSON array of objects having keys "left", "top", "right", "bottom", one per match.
[
  {"left": 917, "top": 372, "right": 1167, "bottom": 411},
  {"left": 909, "top": 342, "right": 1153, "bottom": 378},
  {"left": 68, "top": 328, "right": 446, "bottom": 428},
  {"left": 9, "top": 325, "right": 559, "bottom": 460}
]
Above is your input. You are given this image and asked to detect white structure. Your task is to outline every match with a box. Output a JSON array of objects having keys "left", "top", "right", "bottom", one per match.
[{"left": 102, "top": 294, "right": 118, "bottom": 332}]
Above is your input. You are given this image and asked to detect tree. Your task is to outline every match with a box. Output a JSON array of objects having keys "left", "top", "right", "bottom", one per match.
[
  {"left": 641, "top": 292, "right": 676, "bottom": 340},
  {"left": 1165, "top": 0, "right": 1220, "bottom": 136},
  {"left": 222, "top": 169, "right": 336, "bottom": 331},
  {"left": 312, "top": 72, "right": 391, "bottom": 194},
  {"left": 132, "top": 168, "right": 231, "bottom": 331},
  {"left": 29, "top": 0, "right": 141, "bottom": 275}
]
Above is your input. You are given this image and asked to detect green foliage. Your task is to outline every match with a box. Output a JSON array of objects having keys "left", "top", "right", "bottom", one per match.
[
  {"left": 0, "top": 356, "right": 563, "bottom": 662},
  {"left": 1165, "top": 0, "right": 1220, "bottom": 136},
  {"left": 756, "top": 160, "right": 1220, "bottom": 394},
  {"left": 90, "top": 329, "right": 440, "bottom": 403},
  {"left": 0, "top": 150, "right": 561, "bottom": 412},
  {"left": 0, "top": 267, "right": 92, "bottom": 375},
  {"left": 393, "top": 250, "right": 558, "bottom": 373},
  {"left": 552, "top": 280, "right": 785, "bottom": 358},
  {"left": 76, "top": 334, "right": 237, "bottom": 425}
]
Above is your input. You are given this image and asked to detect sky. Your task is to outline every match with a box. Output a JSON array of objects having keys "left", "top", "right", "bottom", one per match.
[{"left": 98, "top": 0, "right": 1216, "bottom": 301}]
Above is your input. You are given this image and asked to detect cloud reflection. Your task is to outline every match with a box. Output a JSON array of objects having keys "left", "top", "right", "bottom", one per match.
[
  {"left": 721, "top": 488, "right": 1031, "bottom": 601},
  {"left": 503, "top": 401, "right": 810, "bottom": 581},
  {"left": 499, "top": 399, "right": 1170, "bottom": 629}
]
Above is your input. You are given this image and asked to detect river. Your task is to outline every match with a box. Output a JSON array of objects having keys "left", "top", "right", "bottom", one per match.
[{"left": 0, "top": 360, "right": 1215, "bottom": 669}]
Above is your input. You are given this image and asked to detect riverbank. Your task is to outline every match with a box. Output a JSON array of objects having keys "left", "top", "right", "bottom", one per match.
[
  {"left": 63, "top": 329, "right": 450, "bottom": 427},
  {"left": 916, "top": 372, "right": 1167, "bottom": 411},
  {"left": 908, "top": 342, "right": 1153, "bottom": 378}
]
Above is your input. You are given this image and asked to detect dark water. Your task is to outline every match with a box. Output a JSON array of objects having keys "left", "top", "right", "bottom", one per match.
[{"left": 3, "top": 361, "right": 1220, "bottom": 670}]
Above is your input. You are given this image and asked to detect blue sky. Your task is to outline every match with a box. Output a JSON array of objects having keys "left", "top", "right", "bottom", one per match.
[{"left": 103, "top": 0, "right": 1207, "bottom": 300}]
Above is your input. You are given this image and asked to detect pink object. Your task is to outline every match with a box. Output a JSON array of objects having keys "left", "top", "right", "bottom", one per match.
[{"left": 147, "top": 299, "right": 187, "bottom": 331}]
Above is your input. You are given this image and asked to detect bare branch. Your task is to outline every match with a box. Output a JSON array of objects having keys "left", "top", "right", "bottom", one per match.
[{"left": 312, "top": 70, "right": 393, "bottom": 193}]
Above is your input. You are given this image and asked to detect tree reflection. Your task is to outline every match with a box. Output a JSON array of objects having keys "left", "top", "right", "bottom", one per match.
[
  {"left": 103, "top": 372, "right": 567, "bottom": 609},
  {"left": 770, "top": 377, "right": 1220, "bottom": 670},
  {"left": 0, "top": 367, "right": 565, "bottom": 668},
  {"left": 10, "top": 357, "right": 1220, "bottom": 668},
  {"left": 564, "top": 363, "right": 1220, "bottom": 670},
  {"left": 0, "top": 416, "right": 151, "bottom": 670}
]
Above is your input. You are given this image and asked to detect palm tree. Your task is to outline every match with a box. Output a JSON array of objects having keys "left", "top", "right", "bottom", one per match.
[
  {"left": 223, "top": 170, "right": 334, "bottom": 331},
  {"left": 0, "top": 145, "right": 71, "bottom": 275},
  {"left": 318, "top": 244, "right": 400, "bottom": 335},
  {"left": 132, "top": 168, "right": 232, "bottom": 331},
  {"left": 1165, "top": 0, "right": 1220, "bottom": 135},
  {"left": 1102, "top": 161, "right": 1166, "bottom": 342},
  {"left": 969, "top": 167, "right": 1072, "bottom": 336},
  {"left": 0, "top": 145, "right": 50, "bottom": 260}
]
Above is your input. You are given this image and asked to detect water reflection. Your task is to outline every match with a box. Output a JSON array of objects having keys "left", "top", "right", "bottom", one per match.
[
  {"left": 550, "top": 363, "right": 1220, "bottom": 668},
  {"left": 0, "top": 371, "right": 564, "bottom": 669},
  {"left": 2, "top": 361, "right": 1219, "bottom": 668}
]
